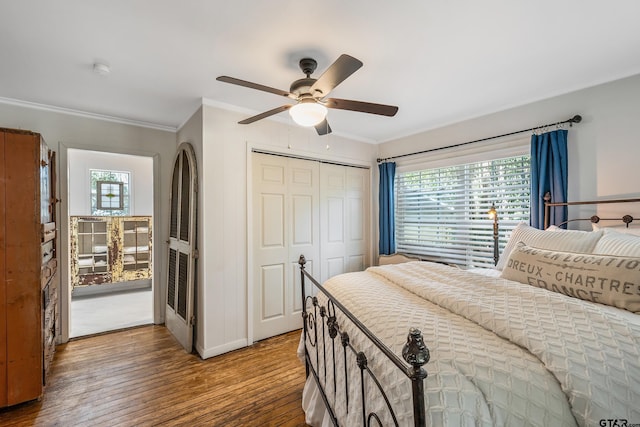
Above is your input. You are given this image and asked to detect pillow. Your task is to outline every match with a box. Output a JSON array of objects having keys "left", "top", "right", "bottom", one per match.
[
  {"left": 496, "top": 223, "right": 604, "bottom": 271},
  {"left": 592, "top": 222, "right": 640, "bottom": 236},
  {"left": 593, "top": 229, "right": 640, "bottom": 257},
  {"left": 500, "top": 242, "right": 640, "bottom": 313}
]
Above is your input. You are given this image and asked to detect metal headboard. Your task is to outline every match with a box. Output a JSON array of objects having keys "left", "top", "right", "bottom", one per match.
[{"left": 543, "top": 191, "right": 640, "bottom": 229}]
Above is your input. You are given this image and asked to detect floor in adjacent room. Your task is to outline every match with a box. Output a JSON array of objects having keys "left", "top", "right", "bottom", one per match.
[{"left": 70, "top": 287, "right": 153, "bottom": 338}]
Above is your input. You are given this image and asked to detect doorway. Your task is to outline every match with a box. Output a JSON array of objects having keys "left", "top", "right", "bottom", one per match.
[{"left": 67, "top": 149, "right": 154, "bottom": 337}]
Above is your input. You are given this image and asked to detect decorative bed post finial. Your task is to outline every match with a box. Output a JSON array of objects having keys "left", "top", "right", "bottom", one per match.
[
  {"left": 402, "top": 327, "right": 430, "bottom": 427},
  {"left": 402, "top": 328, "right": 430, "bottom": 368},
  {"left": 299, "top": 254, "right": 306, "bottom": 269}
]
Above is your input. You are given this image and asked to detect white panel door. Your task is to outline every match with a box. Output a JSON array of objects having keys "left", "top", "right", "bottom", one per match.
[
  {"left": 320, "top": 164, "right": 370, "bottom": 283},
  {"left": 289, "top": 160, "right": 319, "bottom": 318},
  {"left": 252, "top": 153, "right": 319, "bottom": 341}
]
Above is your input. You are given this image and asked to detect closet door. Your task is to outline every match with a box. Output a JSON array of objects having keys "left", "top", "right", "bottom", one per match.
[
  {"left": 320, "top": 164, "right": 370, "bottom": 283},
  {"left": 165, "top": 143, "right": 198, "bottom": 352},
  {"left": 252, "top": 153, "right": 319, "bottom": 341}
]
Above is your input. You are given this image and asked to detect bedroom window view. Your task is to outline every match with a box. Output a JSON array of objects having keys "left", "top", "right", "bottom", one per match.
[{"left": 395, "top": 154, "right": 530, "bottom": 267}]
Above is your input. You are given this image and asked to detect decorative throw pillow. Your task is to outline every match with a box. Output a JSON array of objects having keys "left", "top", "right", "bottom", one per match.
[
  {"left": 496, "top": 222, "right": 604, "bottom": 271},
  {"left": 593, "top": 229, "right": 640, "bottom": 257},
  {"left": 501, "top": 242, "right": 640, "bottom": 313}
]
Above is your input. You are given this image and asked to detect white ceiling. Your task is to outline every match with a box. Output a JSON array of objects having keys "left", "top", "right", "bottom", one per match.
[{"left": 2, "top": 1, "right": 640, "bottom": 143}]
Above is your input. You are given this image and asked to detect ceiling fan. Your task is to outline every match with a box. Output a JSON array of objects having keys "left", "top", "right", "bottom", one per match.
[{"left": 216, "top": 54, "right": 398, "bottom": 135}]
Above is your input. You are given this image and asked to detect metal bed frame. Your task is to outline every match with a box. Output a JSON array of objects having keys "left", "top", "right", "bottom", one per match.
[
  {"left": 299, "top": 193, "right": 640, "bottom": 426},
  {"left": 299, "top": 255, "right": 429, "bottom": 427},
  {"left": 543, "top": 191, "right": 640, "bottom": 229}
]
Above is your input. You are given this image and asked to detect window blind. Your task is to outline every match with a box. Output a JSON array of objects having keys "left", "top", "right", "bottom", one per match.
[{"left": 395, "top": 155, "right": 530, "bottom": 268}]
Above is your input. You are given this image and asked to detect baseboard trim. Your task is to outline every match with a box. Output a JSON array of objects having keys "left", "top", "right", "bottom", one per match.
[{"left": 197, "top": 338, "right": 248, "bottom": 359}]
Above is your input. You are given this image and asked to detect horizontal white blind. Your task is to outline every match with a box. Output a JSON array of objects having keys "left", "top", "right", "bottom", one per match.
[{"left": 395, "top": 155, "right": 530, "bottom": 268}]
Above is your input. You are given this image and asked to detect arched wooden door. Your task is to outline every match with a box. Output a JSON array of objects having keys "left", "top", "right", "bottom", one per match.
[{"left": 165, "top": 143, "right": 197, "bottom": 352}]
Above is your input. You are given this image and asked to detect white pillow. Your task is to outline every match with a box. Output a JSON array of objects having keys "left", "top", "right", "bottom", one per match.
[
  {"left": 496, "top": 222, "right": 604, "bottom": 270},
  {"left": 592, "top": 222, "right": 640, "bottom": 236},
  {"left": 593, "top": 229, "right": 640, "bottom": 257}
]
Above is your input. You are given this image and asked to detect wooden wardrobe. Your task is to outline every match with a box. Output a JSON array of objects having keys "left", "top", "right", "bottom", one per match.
[{"left": 0, "top": 127, "right": 58, "bottom": 407}]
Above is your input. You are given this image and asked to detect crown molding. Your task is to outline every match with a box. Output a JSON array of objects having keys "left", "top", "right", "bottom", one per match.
[{"left": 0, "top": 96, "right": 177, "bottom": 132}]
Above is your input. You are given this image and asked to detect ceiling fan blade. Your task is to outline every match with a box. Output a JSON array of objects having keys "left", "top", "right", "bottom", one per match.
[
  {"left": 314, "top": 119, "right": 332, "bottom": 136},
  {"left": 238, "top": 105, "right": 292, "bottom": 124},
  {"left": 325, "top": 98, "right": 398, "bottom": 117},
  {"left": 310, "top": 54, "right": 363, "bottom": 97},
  {"left": 216, "top": 76, "right": 295, "bottom": 99}
]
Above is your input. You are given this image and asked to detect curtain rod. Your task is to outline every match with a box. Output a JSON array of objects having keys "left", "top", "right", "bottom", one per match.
[{"left": 376, "top": 114, "right": 582, "bottom": 163}]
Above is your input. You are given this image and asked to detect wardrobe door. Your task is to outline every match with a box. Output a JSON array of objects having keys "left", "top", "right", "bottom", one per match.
[{"left": 4, "top": 130, "right": 42, "bottom": 405}]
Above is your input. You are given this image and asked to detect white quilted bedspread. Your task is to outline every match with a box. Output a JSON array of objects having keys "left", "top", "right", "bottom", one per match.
[{"left": 303, "top": 261, "right": 640, "bottom": 427}]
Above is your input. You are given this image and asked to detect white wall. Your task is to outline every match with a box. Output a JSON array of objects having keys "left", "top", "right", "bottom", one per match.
[
  {"left": 0, "top": 102, "right": 177, "bottom": 342},
  {"left": 378, "top": 73, "right": 640, "bottom": 229},
  {"left": 68, "top": 149, "right": 154, "bottom": 216},
  {"left": 180, "top": 102, "right": 377, "bottom": 358}
]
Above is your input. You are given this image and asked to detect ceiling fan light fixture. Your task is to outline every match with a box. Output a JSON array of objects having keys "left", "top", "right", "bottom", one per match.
[{"left": 289, "top": 102, "right": 327, "bottom": 127}]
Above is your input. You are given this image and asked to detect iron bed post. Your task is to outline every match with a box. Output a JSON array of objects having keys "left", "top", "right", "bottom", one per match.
[
  {"left": 299, "top": 254, "right": 309, "bottom": 378},
  {"left": 403, "top": 328, "right": 430, "bottom": 427},
  {"left": 544, "top": 191, "right": 552, "bottom": 229}
]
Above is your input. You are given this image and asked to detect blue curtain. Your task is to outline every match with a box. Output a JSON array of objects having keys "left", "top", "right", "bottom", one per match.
[
  {"left": 378, "top": 162, "right": 396, "bottom": 255},
  {"left": 530, "top": 129, "right": 568, "bottom": 229}
]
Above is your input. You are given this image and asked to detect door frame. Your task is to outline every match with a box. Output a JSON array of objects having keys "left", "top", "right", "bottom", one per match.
[
  {"left": 58, "top": 142, "right": 163, "bottom": 343},
  {"left": 245, "top": 141, "right": 373, "bottom": 345}
]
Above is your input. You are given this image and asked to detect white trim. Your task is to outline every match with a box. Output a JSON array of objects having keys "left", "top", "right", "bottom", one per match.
[
  {"left": 245, "top": 144, "right": 254, "bottom": 345},
  {"left": 0, "top": 96, "right": 177, "bottom": 132},
  {"left": 202, "top": 97, "right": 260, "bottom": 116},
  {"left": 196, "top": 338, "right": 249, "bottom": 359}
]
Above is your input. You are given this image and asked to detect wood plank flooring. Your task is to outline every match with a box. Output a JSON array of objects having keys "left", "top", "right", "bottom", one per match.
[{"left": 0, "top": 326, "right": 310, "bottom": 426}]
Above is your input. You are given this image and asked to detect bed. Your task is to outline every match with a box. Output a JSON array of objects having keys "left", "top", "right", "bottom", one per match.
[{"left": 297, "top": 197, "right": 640, "bottom": 426}]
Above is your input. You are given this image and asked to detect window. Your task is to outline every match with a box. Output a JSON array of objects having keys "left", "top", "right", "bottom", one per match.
[
  {"left": 97, "top": 181, "right": 124, "bottom": 210},
  {"left": 395, "top": 155, "right": 530, "bottom": 268},
  {"left": 91, "top": 170, "right": 130, "bottom": 216}
]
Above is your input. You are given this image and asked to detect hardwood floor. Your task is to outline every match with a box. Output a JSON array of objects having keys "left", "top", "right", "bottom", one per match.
[{"left": 0, "top": 326, "right": 310, "bottom": 426}]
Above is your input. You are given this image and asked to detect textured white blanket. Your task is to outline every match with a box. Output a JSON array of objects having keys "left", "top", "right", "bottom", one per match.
[{"left": 302, "top": 261, "right": 640, "bottom": 426}]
